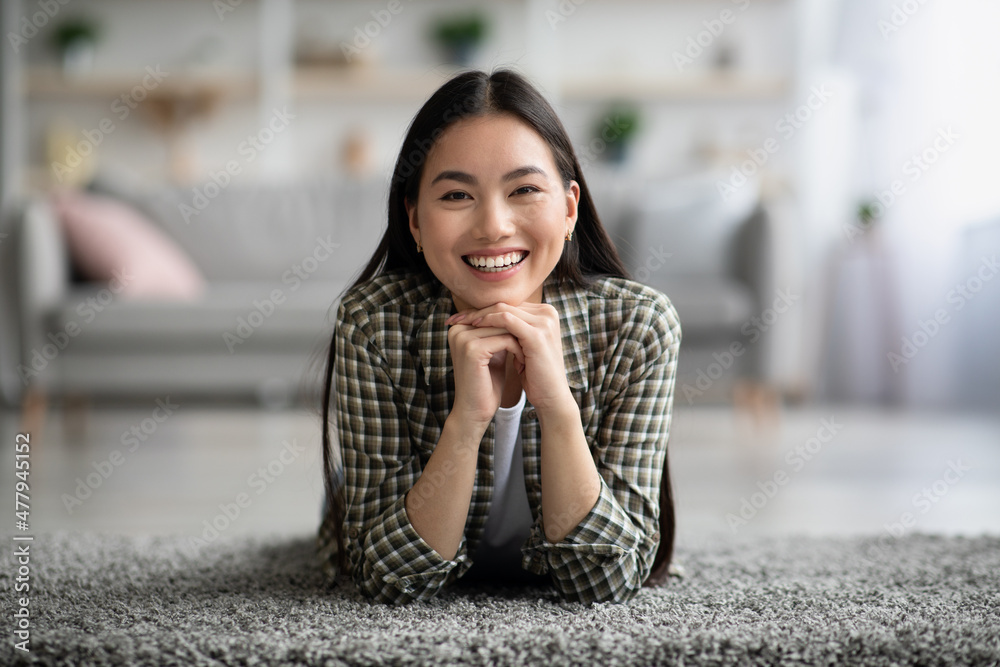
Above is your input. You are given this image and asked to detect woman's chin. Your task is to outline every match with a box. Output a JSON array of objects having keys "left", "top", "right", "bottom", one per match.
[{"left": 451, "top": 289, "right": 533, "bottom": 311}]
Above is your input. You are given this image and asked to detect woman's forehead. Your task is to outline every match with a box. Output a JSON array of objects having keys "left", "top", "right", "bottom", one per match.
[{"left": 425, "top": 114, "right": 556, "bottom": 177}]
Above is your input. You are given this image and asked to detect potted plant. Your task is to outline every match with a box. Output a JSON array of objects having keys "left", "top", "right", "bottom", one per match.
[
  {"left": 430, "top": 13, "right": 487, "bottom": 66},
  {"left": 52, "top": 18, "right": 101, "bottom": 76},
  {"left": 593, "top": 103, "right": 641, "bottom": 164}
]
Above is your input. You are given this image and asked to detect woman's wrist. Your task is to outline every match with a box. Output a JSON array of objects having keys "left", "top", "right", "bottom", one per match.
[
  {"left": 534, "top": 388, "right": 580, "bottom": 427},
  {"left": 443, "top": 409, "right": 493, "bottom": 448}
]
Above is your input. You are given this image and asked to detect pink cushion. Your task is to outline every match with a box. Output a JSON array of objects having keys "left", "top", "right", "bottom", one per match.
[{"left": 51, "top": 190, "right": 206, "bottom": 300}]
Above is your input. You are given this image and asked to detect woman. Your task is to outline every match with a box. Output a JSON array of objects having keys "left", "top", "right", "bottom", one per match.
[{"left": 318, "top": 69, "right": 681, "bottom": 605}]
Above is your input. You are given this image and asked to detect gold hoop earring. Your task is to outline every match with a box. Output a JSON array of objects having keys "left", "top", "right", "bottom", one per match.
[
  {"left": 565, "top": 230, "right": 573, "bottom": 242},
  {"left": 416, "top": 242, "right": 423, "bottom": 253}
]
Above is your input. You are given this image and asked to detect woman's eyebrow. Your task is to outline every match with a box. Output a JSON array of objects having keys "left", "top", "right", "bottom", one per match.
[
  {"left": 430, "top": 165, "right": 548, "bottom": 186},
  {"left": 431, "top": 170, "right": 476, "bottom": 185},
  {"left": 502, "top": 165, "right": 547, "bottom": 181}
]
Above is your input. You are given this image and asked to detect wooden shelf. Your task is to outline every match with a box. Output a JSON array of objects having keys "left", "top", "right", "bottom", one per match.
[
  {"left": 560, "top": 72, "right": 791, "bottom": 102},
  {"left": 24, "top": 67, "right": 258, "bottom": 100},
  {"left": 292, "top": 65, "right": 464, "bottom": 102},
  {"left": 292, "top": 67, "right": 790, "bottom": 103},
  {"left": 25, "top": 65, "right": 789, "bottom": 105}
]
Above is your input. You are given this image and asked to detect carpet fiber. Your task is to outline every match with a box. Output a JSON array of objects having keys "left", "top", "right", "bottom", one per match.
[{"left": 2, "top": 532, "right": 998, "bottom": 666}]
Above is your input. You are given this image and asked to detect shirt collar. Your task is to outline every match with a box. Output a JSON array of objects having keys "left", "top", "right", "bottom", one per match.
[{"left": 415, "top": 274, "right": 590, "bottom": 391}]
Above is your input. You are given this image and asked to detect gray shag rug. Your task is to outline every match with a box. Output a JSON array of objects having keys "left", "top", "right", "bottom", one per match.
[{"left": 1, "top": 532, "right": 998, "bottom": 666}]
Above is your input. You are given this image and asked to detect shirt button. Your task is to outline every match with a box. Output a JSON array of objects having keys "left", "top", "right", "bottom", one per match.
[
  {"left": 348, "top": 527, "right": 359, "bottom": 539},
  {"left": 652, "top": 531, "right": 660, "bottom": 541},
  {"left": 525, "top": 409, "right": 537, "bottom": 420}
]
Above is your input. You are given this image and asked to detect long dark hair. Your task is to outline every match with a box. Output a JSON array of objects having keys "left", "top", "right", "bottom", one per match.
[{"left": 320, "top": 68, "right": 675, "bottom": 588}]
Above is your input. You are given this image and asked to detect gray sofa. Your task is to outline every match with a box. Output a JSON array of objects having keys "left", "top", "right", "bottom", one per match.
[
  {"left": 13, "top": 178, "right": 385, "bottom": 405},
  {"left": 9, "top": 170, "right": 773, "bottom": 406},
  {"left": 592, "top": 169, "right": 774, "bottom": 403}
]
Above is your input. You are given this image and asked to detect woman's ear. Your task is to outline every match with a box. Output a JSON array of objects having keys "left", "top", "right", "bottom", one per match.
[
  {"left": 405, "top": 197, "right": 420, "bottom": 247},
  {"left": 565, "top": 180, "right": 580, "bottom": 238}
]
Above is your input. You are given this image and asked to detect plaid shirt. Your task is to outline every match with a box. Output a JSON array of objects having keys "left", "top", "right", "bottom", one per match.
[{"left": 318, "top": 269, "right": 681, "bottom": 605}]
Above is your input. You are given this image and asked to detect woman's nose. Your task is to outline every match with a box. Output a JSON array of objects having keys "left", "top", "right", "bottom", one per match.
[{"left": 473, "top": 197, "right": 516, "bottom": 240}]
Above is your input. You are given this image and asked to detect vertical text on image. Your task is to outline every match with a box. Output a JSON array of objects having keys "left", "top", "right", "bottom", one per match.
[{"left": 13, "top": 432, "right": 34, "bottom": 653}]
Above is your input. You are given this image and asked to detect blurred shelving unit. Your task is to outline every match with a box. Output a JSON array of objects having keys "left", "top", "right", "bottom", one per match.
[
  {"left": 23, "top": 67, "right": 259, "bottom": 100},
  {"left": 1, "top": 0, "right": 848, "bottom": 404},
  {"left": 289, "top": 67, "right": 793, "bottom": 103},
  {"left": 292, "top": 66, "right": 461, "bottom": 102},
  {"left": 8, "top": 0, "right": 819, "bottom": 186},
  {"left": 559, "top": 73, "right": 792, "bottom": 102}
]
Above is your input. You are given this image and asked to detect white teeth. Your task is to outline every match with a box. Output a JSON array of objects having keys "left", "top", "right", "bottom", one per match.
[{"left": 465, "top": 251, "right": 525, "bottom": 272}]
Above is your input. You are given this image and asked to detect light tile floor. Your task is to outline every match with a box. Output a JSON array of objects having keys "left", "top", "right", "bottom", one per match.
[{"left": 2, "top": 403, "right": 998, "bottom": 549}]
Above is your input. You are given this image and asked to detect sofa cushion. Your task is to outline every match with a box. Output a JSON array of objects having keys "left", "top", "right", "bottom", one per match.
[
  {"left": 621, "top": 170, "right": 761, "bottom": 279},
  {"left": 51, "top": 190, "right": 206, "bottom": 300},
  {"left": 47, "top": 280, "right": 346, "bottom": 353},
  {"left": 119, "top": 179, "right": 386, "bottom": 283}
]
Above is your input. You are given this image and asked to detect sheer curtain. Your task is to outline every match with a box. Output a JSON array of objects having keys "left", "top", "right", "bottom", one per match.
[{"left": 830, "top": 0, "right": 1000, "bottom": 408}]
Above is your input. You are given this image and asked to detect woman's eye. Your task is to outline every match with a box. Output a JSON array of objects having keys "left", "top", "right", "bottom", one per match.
[
  {"left": 512, "top": 186, "right": 539, "bottom": 196},
  {"left": 442, "top": 192, "right": 470, "bottom": 201}
]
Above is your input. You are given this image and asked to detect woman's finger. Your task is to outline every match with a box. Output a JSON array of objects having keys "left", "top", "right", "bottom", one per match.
[
  {"left": 449, "top": 324, "right": 511, "bottom": 338},
  {"left": 447, "top": 302, "right": 534, "bottom": 326},
  {"left": 449, "top": 325, "right": 525, "bottom": 366}
]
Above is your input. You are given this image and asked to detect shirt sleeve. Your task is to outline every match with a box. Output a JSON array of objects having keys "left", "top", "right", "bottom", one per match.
[
  {"left": 333, "top": 300, "right": 470, "bottom": 605},
  {"left": 522, "top": 297, "right": 681, "bottom": 604}
]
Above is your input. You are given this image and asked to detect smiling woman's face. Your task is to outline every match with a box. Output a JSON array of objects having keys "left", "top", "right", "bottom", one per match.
[{"left": 406, "top": 113, "right": 580, "bottom": 312}]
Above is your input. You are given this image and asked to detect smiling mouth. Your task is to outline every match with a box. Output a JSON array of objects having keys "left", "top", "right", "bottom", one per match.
[{"left": 462, "top": 251, "right": 528, "bottom": 272}]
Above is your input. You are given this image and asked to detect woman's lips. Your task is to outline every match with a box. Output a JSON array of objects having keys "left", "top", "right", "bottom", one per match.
[
  {"left": 462, "top": 250, "right": 527, "bottom": 272},
  {"left": 462, "top": 250, "right": 528, "bottom": 281}
]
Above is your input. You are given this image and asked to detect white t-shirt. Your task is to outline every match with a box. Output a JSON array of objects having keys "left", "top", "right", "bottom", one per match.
[{"left": 468, "top": 390, "right": 535, "bottom": 581}]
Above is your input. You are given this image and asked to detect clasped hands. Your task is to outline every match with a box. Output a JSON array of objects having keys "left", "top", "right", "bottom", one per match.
[{"left": 445, "top": 302, "right": 573, "bottom": 426}]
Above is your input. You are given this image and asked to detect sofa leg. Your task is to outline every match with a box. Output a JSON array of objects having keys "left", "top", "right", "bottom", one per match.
[
  {"left": 63, "top": 394, "right": 90, "bottom": 442},
  {"left": 19, "top": 386, "right": 48, "bottom": 443},
  {"left": 732, "top": 380, "right": 781, "bottom": 433}
]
